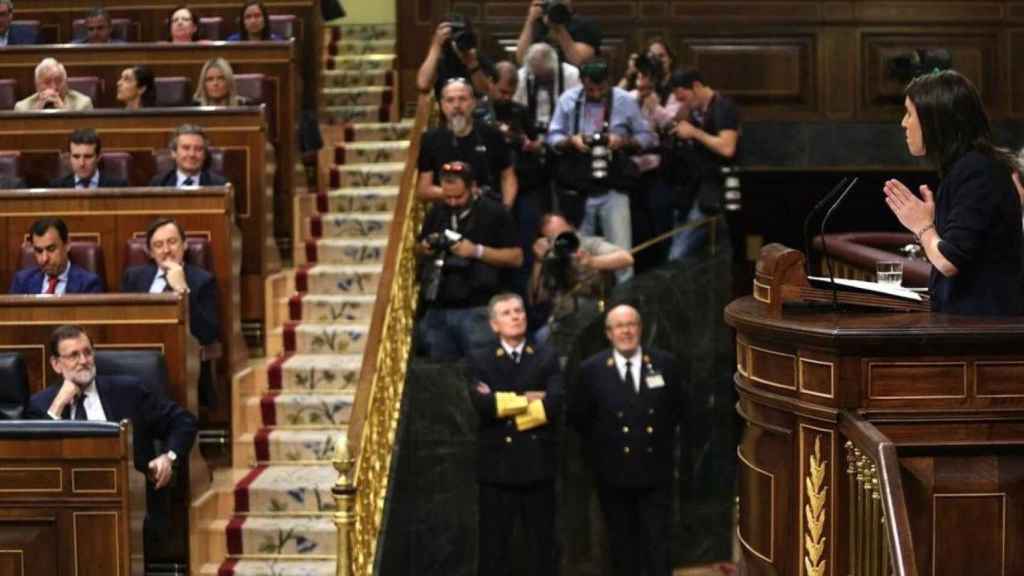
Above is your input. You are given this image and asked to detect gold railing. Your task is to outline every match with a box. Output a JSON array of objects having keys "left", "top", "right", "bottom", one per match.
[
  {"left": 332, "top": 93, "right": 436, "bottom": 576},
  {"left": 839, "top": 411, "right": 919, "bottom": 576}
]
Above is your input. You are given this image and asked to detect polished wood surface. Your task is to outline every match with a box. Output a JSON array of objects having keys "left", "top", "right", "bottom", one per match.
[
  {"left": 726, "top": 291, "right": 1024, "bottom": 575},
  {"left": 0, "top": 42, "right": 299, "bottom": 241},
  {"left": 0, "top": 109, "right": 280, "bottom": 323},
  {"left": 398, "top": 1, "right": 1024, "bottom": 120},
  {"left": 0, "top": 421, "right": 144, "bottom": 576},
  {"left": 0, "top": 187, "right": 245, "bottom": 423}
]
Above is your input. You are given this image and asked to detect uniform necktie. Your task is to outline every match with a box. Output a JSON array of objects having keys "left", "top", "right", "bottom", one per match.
[
  {"left": 73, "top": 394, "right": 87, "bottom": 420},
  {"left": 162, "top": 274, "right": 174, "bottom": 293},
  {"left": 45, "top": 275, "right": 59, "bottom": 294},
  {"left": 183, "top": 177, "right": 195, "bottom": 186},
  {"left": 624, "top": 360, "right": 636, "bottom": 394},
  {"left": 511, "top": 350, "right": 520, "bottom": 364}
]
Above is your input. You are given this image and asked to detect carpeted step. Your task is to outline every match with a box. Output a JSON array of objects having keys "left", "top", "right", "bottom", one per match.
[
  {"left": 282, "top": 322, "right": 369, "bottom": 354},
  {"left": 342, "top": 120, "right": 414, "bottom": 142},
  {"left": 305, "top": 238, "right": 387, "bottom": 266},
  {"left": 330, "top": 162, "right": 405, "bottom": 188},
  {"left": 309, "top": 212, "right": 392, "bottom": 239},
  {"left": 295, "top": 264, "right": 383, "bottom": 296},
  {"left": 209, "top": 558, "right": 337, "bottom": 576},
  {"left": 232, "top": 465, "right": 338, "bottom": 513},
  {"left": 268, "top": 353, "right": 364, "bottom": 391},
  {"left": 333, "top": 140, "right": 409, "bottom": 165},
  {"left": 326, "top": 23, "right": 396, "bottom": 43},
  {"left": 327, "top": 38, "right": 395, "bottom": 56},
  {"left": 238, "top": 428, "right": 348, "bottom": 464},
  {"left": 322, "top": 69, "right": 394, "bottom": 89},
  {"left": 322, "top": 86, "right": 393, "bottom": 108},
  {"left": 322, "top": 104, "right": 390, "bottom": 124},
  {"left": 325, "top": 54, "right": 396, "bottom": 72},
  {"left": 245, "top": 392, "right": 355, "bottom": 429},
  {"left": 318, "top": 186, "right": 399, "bottom": 213},
  {"left": 226, "top": 516, "right": 338, "bottom": 556}
]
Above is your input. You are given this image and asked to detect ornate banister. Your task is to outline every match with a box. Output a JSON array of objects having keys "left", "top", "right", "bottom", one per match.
[
  {"left": 839, "top": 411, "right": 919, "bottom": 576},
  {"left": 332, "top": 92, "right": 435, "bottom": 575}
]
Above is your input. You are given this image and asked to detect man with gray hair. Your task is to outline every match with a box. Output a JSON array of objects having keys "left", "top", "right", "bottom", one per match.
[
  {"left": 514, "top": 42, "right": 581, "bottom": 132},
  {"left": 0, "top": 0, "right": 37, "bottom": 46},
  {"left": 149, "top": 124, "right": 228, "bottom": 188},
  {"left": 14, "top": 58, "right": 93, "bottom": 111}
]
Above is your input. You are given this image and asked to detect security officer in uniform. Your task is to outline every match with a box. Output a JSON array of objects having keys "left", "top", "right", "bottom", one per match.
[
  {"left": 468, "top": 292, "right": 563, "bottom": 576},
  {"left": 569, "top": 304, "right": 682, "bottom": 576}
]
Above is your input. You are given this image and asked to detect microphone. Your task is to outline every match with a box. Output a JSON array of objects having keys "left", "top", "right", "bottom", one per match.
[
  {"left": 819, "top": 177, "right": 859, "bottom": 309},
  {"left": 802, "top": 177, "right": 850, "bottom": 277}
]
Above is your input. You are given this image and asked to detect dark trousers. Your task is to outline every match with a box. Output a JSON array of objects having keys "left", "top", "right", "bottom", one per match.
[
  {"left": 596, "top": 482, "right": 671, "bottom": 576},
  {"left": 478, "top": 481, "right": 559, "bottom": 576}
]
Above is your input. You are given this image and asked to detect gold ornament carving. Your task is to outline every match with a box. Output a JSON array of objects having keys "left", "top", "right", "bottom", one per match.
[{"left": 805, "top": 436, "right": 828, "bottom": 576}]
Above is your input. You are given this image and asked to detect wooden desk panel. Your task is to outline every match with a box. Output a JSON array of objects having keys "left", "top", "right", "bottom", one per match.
[
  {"left": 0, "top": 42, "right": 299, "bottom": 243},
  {"left": 0, "top": 422, "right": 144, "bottom": 576},
  {"left": 0, "top": 111, "right": 279, "bottom": 324}
]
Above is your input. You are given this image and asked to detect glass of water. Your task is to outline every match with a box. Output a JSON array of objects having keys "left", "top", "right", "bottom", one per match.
[{"left": 876, "top": 261, "right": 903, "bottom": 286}]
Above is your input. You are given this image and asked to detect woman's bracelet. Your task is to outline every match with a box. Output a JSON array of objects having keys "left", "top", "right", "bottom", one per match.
[{"left": 915, "top": 223, "right": 935, "bottom": 242}]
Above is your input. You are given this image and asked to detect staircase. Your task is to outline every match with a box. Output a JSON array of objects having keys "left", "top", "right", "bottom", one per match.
[{"left": 192, "top": 20, "right": 410, "bottom": 576}]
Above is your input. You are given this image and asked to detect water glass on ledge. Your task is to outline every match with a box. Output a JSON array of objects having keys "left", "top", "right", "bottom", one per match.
[{"left": 876, "top": 260, "right": 903, "bottom": 286}]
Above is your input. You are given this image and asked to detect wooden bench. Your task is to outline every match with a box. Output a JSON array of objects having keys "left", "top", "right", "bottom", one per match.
[
  {"left": 0, "top": 42, "right": 300, "bottom": 244},
  {"left": 0, "top": 111, "right": 278, "bottom": 335}
]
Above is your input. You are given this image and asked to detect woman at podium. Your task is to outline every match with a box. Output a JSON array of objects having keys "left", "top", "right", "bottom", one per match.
[{"left": 883, "top": 70, "right": 1024, "bottom": 315}]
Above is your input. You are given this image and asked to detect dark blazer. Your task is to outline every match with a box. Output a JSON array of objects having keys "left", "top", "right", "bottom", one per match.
[
  {"left": 28, "top": 374, "right": 197, "bottom": 472},
  {"left": 120, "top": 262, "right": 220, "bottom": 345},
  {"left": 0, "top": 176, "right": 26, "bottom": 189},
  {"left": 49, "top": 171, "right": 129, "bottom": 189},
  {"left": 9, "top": 263, "right": 104, "bottom": 295},
  {"left": 148, "top": 169, "right": 227, "bottom": 188},
  {"left": 468, "top": 341, "right": 563, "bottom": 485},
  {"left": 4, "top": 26, "right": 37, "bottom": 45},
  {"left": 929, "top": 150, "right": 1024, "bottom": 315},
  {"left": 569, "top": 347, "right": 683, "bottom": 488}
]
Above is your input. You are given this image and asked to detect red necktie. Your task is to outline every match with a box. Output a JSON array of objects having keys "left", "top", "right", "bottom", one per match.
[{"left": 45, "top": 275, "right": 59, "bottom": 294}]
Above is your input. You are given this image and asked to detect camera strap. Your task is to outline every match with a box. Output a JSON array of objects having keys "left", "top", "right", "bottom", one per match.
[
  {"left": 571, "top": 87, "right": 614, "bottom": 136},
  {"left": 526, "top": 53, "right": 564, "bottom": 121}
]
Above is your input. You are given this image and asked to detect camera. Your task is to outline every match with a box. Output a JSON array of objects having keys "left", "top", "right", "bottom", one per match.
[
  {"left": 446, "top": 14, "right": 477, "bottom": 52},
  {"left": 421, "top": 229, "right": 466, "bottom": 302},
  {"left": 542, "top": 0, "right": 572, "bottom": 26},
  {"left": 589, "top": 132, "right": 611, "bottom": 180},
  {"left": 541, "top": 231, "right": 580, "bottom": 292}
]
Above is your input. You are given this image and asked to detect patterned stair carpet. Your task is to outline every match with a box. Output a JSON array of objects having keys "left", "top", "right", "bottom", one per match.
[{"left": 198, "top": 21, "right": 405, "bottom": 576}]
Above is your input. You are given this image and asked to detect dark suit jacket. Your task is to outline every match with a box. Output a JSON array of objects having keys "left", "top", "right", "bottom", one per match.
[
  {"left": 9, "top": 263, "right": 104, "bottom": 294},
  {"left": 148, "top": 168, "right": 227, "bottom": 188},
  {"left": 569, "top": 347, "right": 683, "bottom": 488},
  {"left": 49, "top": 171, "right": 130, "bottom": 189},
  {"left": 0, "top": 176, "right": 26, "bottom": 189},
  {"left": 120, "top": 262, "right": 220, "bottom": 345},
  {"left": 4, "top": 26, "right": 37, "bottom": 45},
  {"left": 28, "top": 374, "right": 197, "bottom": 473},
  {"left": 468, "top": 341, "right": 563, "bottom": 485}
]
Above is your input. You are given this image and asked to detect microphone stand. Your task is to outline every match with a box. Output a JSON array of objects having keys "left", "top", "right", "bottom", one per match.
[
  {"left": 803, "top": 177, "right": 850, "bottom": 278},
  {"left": 819, "top": 177, "right": 859, "bottom": 310}
]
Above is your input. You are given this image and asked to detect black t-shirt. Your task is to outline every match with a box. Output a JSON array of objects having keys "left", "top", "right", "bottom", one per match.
[
  {"left": 433, "top": 46, "right": 496, "bottom": 101},
  {"left": 531, "top": 15, "right": 602, "bottom": 56},
  {"left": 417, "top": 123, "right": 512, "bottom": 196},
  {"left": 689, "top": 92, "right": 739, "bottom": 172},
  {"left": 418, "top": 196, "right": 519, "bottom": 307}
]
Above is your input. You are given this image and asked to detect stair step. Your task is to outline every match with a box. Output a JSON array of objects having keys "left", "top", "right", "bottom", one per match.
[
  {"left": 322, "top": 104, "right": 389, "bottom": 124},
  {"left": 333, "top": 140, "right": 409, "bottom": 165},
  {"left": 269, "top": 353, "right": 363, "bottom": 391},
  {"left": 322, "top": 69, "right": 394, "bottom": 89},
  {"left": 238, "top": 428, "right": 348, "bottom": 464},
  {"left": 306, "top": 238, "right": 387, "bottom": 266},
  {"left": 343, "top": 120, "right": 413, "bottom": 142},
  {"left": 232, "top": 465, "right": 339, "bottom": 514},
  {"left": 207, "top": 558, "right": 337, "bottom": 576},
  {"left": 296, "top": 264, "right": 384, "bottom": 296},
  {"left": 287, "top": 294, "right": 377, "bottom": 325},
  {"left": 320, "top": 186, "right": 399, "bottom": 213},
  {"left": 325, "top": 54, "right": 396, "bottom": 72},
  {"left": 330, "top": 162, "right": 405, "bottom": 189},
  {"left": 284, "top": 322, "right": 369, "bottom": 355},
  {"left": 244, "top": 392, "right": 355, "bottom": 428},
  {"left": 322, "top": 86, "right": 392, "bottom": 107},
  {"left": 328, "top": 38, "right": 395, "bottom": 56},
  {"left": 226, "top": 515, "right": 339, "bottom": 556},
  {"left": 310, "top": 213, "right": 392, "bottom": 238},
  {"left": 327, "top": 23, "right": 396, "bottom": 42}
]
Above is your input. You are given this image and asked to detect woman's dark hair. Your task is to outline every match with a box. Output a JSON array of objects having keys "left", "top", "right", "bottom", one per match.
[
  {"left": 239, "top": 0, "right": 271, "bottom": 40},
  {"left": 905, "top": 69, "right": 1018, "bottom": 176},
  {"left": 167, "top": 5, "right": 201, "bottom": 42},
  {"left": 132, "top": 65, "right": 157, "bottom": 107}
]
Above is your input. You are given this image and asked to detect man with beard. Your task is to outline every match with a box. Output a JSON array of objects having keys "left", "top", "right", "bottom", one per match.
[
  {"left": 9, "top": 217, "right": 104, "bottom": 294},
  {"left": 417, "top": 78, "right": 518, "bottom": 208}
]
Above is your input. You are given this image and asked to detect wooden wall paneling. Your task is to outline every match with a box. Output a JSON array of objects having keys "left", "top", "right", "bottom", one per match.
[{"left": 1010, "top": 29, "right": 1024, "bottom": 117}]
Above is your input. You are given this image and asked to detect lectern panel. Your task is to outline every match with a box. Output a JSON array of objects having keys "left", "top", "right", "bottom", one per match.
[
  {"left": 73, "top": 511, "right": 121, "bottom": 576},
  {"left": 867, "top": 361, "right": 967, "bottom": 400},
  {"left": 932, "top": 494, "right": 1006, "bottom": 576},
  {"left": 0, "top": 512, "right": 59, "bottom": 576}
]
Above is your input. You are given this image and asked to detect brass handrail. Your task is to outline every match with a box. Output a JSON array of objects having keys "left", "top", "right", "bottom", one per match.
[
  {"left": 839, "top": 410, "right": 919, "bottom": 576},
  {"left": 333, "top": 92, "right": 435, "bottom": 576}
]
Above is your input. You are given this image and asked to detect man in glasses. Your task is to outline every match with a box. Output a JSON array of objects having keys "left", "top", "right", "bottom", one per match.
[
  {"left": 417, "top": 78, "right": 518, "bottom": 209},
  {"left": 9, "top": 217, "right": 104, "bottom": 295},
  {"left": 29, "top": 324, "right": 197, "bottom": 491},
  {"left": 415, "top": 161, "right": 522, "bottom": 360}
]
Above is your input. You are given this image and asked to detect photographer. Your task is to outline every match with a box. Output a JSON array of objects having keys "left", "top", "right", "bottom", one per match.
[
  {"left": 416, "top": 14, "right": 494, "bottom": 101},
  {"left": 515, "top": 0, "right": 602, "bottom": 67},
  {"left": 547, "top": 59, "right": 656, "bottom": 282},
  {"left": 618, "top": 39, "right": 675, "bottom": 100},
  {"left": 417, "top": 78, "right": 518, "bottom": 208},
  {"left": 514, "top": 42, "right": 581, "bottom": 133},
  {"left": 529, "top": 212, "right": 633, "bottom": 344},
  {"left": 416, "top": 162, "right": 523, "bottom": 361},
  {"left": 666, "top": 68, "right": 740, "bottom": 260}
]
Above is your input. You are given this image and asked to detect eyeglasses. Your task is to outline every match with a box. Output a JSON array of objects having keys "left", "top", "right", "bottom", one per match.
[{"left": 59, "top": 348, "right": 95, "bottom": 363}]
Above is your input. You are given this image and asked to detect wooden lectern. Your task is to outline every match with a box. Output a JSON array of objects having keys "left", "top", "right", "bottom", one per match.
[{"left": 727, "top": 244, "right": 1024, "bottom": 576}]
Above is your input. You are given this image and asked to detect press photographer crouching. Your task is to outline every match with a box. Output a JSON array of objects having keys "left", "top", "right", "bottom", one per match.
[
  {"left": 547, "top": 59, "right": 657, "bottom": 282},
  {"left": 416, "top": 162, "right": 524, "bottom": 361},
  {"left": 417, "top": 78, "right": 518, "bottom": 208},
  {"left": 529, "top": 212, "right": 633, "bottom": 345}
]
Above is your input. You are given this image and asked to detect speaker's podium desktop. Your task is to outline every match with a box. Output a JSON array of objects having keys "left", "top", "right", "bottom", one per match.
[
  {"left": 726, "top": 244, "right": 1024, "bottom": 576},
  {"left": 0, "top": 420, "right": 144, "bottom": 576}
]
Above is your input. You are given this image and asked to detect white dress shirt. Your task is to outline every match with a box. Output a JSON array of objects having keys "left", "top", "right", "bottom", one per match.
[
  {"left": 501, "top": 339, "right": 526, "bottom": 363},
  {"left": 613, "top": 347, "right": 643, "bottom": 394},
  {"left": 40, "top": 261, "right": 71, "bottom": 295},
  {"left": 176, "top": 170, "right": 200, "bottom": 188},
  {"left": 48, "top": 381, "right": 107, "bottom": 421},
  {"left": 148, "top": 270, "right": 170, "bottom": 293},
  {"left": 76, "top": 170, "right": 101, "bottom": 188}
]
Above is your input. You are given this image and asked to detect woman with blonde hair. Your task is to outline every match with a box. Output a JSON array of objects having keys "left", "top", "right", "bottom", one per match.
[{"left": 192, "top": 58, "right": 248, "bottom": 106}]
